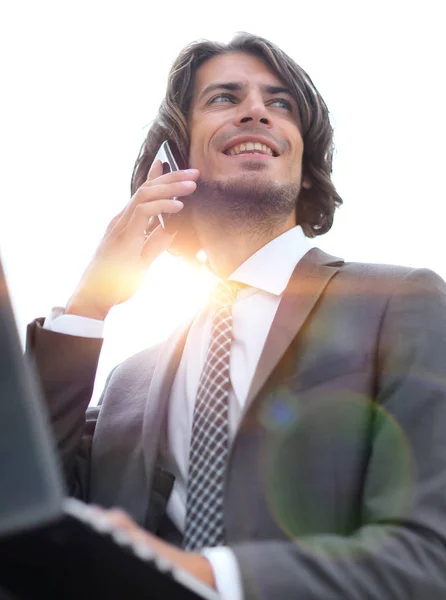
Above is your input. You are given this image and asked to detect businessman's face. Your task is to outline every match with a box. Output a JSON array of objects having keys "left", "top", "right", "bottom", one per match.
[{"left": 188, "top": 51, "right": 310, "bottom": 191}]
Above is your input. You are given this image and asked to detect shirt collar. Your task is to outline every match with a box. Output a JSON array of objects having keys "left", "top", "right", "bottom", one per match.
[{"left": 228, "top": 226, "right": 310, "bottom": 296}]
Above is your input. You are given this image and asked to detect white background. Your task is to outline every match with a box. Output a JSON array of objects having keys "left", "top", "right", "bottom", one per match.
[{"left": 1, "top": 0, "right": 445, "bottom": 402}]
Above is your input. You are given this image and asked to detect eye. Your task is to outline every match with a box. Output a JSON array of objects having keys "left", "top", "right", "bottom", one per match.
[
  {"left": 209, "top": 93, "right": 236, "bottom": 104},
  {"left": 270, "top": 98, "right": 293, "bottom": 111}
]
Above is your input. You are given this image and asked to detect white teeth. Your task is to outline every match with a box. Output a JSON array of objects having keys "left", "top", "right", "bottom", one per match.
[{"left": 227, "top": 142, "right": 274, "bottom": 156}]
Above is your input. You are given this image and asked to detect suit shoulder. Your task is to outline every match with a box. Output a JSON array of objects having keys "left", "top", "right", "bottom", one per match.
[
  {"left": 340, "top": 260, "right": 412, "bottom": 279},
  {"left": 109, "top": 320, "right": 190, "bottom": 382},
  {"left": 328, "top": 260, "right": 446, "bottom": 302},
  {"left": 338, "top": 260, "right": 445, "bottom": 286},
  {"left": 112, "top": 343, "right": 161, "bottom": 379}
]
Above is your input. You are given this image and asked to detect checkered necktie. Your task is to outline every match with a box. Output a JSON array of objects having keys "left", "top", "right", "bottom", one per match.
[{"left": 182, "top": 280, "right": 242, "bottom": 551}]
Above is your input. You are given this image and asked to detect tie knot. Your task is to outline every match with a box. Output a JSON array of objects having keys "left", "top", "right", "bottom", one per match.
[{"left": 211, "top": 280, "right": 243, "bottom": 308}]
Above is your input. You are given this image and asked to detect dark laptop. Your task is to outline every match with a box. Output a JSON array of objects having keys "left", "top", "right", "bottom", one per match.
[{"left": 0, "top": 256, "right": 218, "bottom": 600}]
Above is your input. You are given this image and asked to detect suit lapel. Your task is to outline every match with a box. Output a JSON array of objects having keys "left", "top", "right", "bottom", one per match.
[
  {"left": 141, "top": 320, "right": 192, "bottom": 487},
  {"left": 89, "top": 319, "right": 192, "bottom": 526},
  {"left": 245, "top": 247, "right": 343, "bottom": 409}
]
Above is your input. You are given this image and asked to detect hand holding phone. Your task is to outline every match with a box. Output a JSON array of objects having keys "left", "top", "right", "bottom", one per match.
[{"left": 64, "top": 143, "right": 197, "bottom": 320}]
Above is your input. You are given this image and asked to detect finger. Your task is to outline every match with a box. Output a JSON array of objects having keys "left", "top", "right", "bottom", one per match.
[
  {"left": 85, "top": 506, "right": 131, "bottom": 534},
  {"left": 119, "top": 180, "right": 195, "bottom": 229},
  {"left": 135, "top": 180, "right": 196, "bottom": 203},
  {"left": 104, "top": 161, "right": 186, "bottom": 236},
  {"left": 103, "top": 508, "right": 136, "bottom": 529},
  {"left": 123, "top": 199, "right": 184, "bottom": 242},
  {"left": 101, "top": 509, "right": 156, "bottom": 549},
  {"left": 146, "top": 158, "right": 163, "bottom": 182},
  {"left": 109, "top": 167, "right": 198, "bottom": 236},
  {"left": 140, "top": 167, "right": 199, "bottom": 189},
  {"left": 105, "top": 208, "right": 126, "bottom": 236}
]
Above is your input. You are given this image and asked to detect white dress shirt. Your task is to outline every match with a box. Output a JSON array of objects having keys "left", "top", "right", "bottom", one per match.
[{"left": 45, "top": 225, "right": 310, "bottom": 600}]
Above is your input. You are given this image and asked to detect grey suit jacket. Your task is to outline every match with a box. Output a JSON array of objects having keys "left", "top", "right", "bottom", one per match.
[{"left": 27, "top": 248, "right": 446, "bottom": 599}]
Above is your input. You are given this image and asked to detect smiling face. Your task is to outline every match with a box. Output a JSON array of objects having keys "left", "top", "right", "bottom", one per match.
[{"left": 188, "top": 51, "right": 308, "bottom": 192}]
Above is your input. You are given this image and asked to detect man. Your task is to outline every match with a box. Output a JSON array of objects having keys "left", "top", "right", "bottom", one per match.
[{"left": 27, "top": 33, "right": 446, "bottom": 598}]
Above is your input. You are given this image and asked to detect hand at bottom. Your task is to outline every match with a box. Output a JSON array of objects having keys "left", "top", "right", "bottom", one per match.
[{"left": 91, "top": 506, "right": 216, "bottom": 589}]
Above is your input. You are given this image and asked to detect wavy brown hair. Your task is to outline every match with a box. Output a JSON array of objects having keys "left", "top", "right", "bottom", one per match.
[{"left": 132, "top": 32, "right": 342, "bottom": 248}]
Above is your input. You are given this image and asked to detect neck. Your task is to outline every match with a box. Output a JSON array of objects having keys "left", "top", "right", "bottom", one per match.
[
  {"left": 193, "top": 212, "right": 296, "bottom": 279},
  {"left": 184, "top": 177, "right": 301, "bottom": 277}
]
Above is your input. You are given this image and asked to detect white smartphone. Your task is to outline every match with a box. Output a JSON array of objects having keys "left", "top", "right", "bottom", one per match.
[{"left": 153, "top": 140, "right": 185, "bottom": 230}]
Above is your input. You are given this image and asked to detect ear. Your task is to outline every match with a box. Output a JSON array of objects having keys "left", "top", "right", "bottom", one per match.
[{"left": 302, "top": 176, "right": 312, "bottom": 189}]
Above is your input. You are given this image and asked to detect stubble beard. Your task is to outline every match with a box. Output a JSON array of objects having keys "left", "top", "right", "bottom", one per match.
[{"left": 187, "top": 173, "right": 301, "bottom": 237}]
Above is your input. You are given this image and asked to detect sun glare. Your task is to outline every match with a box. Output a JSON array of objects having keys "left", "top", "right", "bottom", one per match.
[{"left": 91, "top": 252, "right": 216, "bottom": 403}]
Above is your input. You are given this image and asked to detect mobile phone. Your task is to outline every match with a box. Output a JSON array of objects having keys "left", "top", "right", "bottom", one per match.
[{"left": 153, "top": 140, "right": 186, "bottom": 230}]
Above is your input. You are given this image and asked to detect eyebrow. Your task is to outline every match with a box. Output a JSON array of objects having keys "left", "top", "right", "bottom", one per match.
[{"left": 197, "top": 81, "right": 293, "bottom": 102}]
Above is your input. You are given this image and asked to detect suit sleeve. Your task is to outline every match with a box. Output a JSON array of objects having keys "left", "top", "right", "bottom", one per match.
[
  {"left": 26, "top": 318, "right": 104, "bottom": 499},
  {"left": 230, "top": 268, "right": 446, "bottom": 599}
]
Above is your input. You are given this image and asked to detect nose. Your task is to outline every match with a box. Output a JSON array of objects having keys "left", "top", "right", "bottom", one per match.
[
  {"left": 236, "top": 92, "right": 271, "bottom": 127},
  {"left": 240, "top": 115, "right": 270, "bottom": 125}
]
